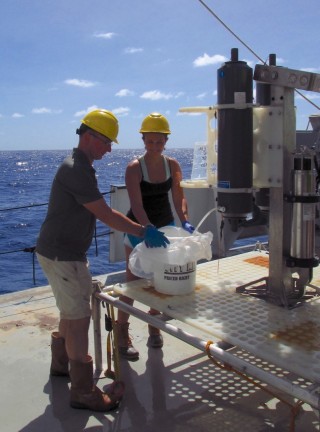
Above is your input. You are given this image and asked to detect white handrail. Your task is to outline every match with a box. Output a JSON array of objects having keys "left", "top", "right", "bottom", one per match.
[{"left": 92, "top": 287, "right": 320, "bottom": 410}]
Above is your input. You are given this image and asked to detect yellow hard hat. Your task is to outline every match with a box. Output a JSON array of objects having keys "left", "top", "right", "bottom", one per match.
[
  {"left": 139, "top": 113, "right": 171, "bottom": 134},
  {"left": 81, "top": 109, "right": 119, "bottom": 143}
]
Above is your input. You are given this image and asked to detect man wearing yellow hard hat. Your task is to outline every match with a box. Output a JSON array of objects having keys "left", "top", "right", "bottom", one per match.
[{"left": 36, "top": 109, "right": 169, "bottom": 412}]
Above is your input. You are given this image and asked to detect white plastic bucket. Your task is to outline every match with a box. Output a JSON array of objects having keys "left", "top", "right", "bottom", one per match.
[
  {"left": 153, "top": 226, "right": 196, "bottom": 295},
  {"left": 128, "top": 225, "right": 213, "bottom": 296}
]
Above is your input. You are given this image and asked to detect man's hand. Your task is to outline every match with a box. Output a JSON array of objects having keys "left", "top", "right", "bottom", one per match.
[{"left": 143, "top": 225, "right": 170, "bottom": 248}]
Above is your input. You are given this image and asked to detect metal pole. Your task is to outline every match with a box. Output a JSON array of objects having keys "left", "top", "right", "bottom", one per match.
[
  {"left": 91, "top": 289, "right": 103, "bottom": 372},
  {"left": 268, "top": 86, "right": 296, "bottom": 304}
]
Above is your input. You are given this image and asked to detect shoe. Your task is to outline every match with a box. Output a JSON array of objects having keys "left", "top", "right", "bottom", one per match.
[
  {"left": 148, "top": 325, "right": 163, "bottom": 348},
  {"left": 114, "top": 322, "right": 139, "bottom": 360}
]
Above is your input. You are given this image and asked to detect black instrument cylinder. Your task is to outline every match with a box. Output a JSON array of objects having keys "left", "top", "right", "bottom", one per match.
[{"left": 217, "top": 48, "right": 253, "bottom": 222}]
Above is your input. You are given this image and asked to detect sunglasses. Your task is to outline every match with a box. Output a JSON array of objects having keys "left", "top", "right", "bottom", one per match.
[{"left": 88, "top": 132, "right": 113, "bottom": 146}]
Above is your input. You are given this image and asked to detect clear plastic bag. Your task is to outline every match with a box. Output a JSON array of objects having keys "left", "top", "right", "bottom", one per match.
[{"left": 129, "top": 226, "right": 213, "bottom": 279}]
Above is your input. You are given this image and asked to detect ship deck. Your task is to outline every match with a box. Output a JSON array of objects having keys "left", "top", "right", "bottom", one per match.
[{"left": 1, "top": 255, "right": 320, "bottom": 431}]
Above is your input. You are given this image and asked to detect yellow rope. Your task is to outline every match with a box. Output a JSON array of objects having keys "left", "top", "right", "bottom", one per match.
[
  {"left": 104, "top": 304, "right": 115, "bottom": 380},
  {"left": 110, "top": 304, "right": 121, "bottom": 379},
  {"left": 205, "top": 341, "right": 303, "bottom": 432},
  {"left": 104, "top": 303, "right": 121, "bottom": 380}
]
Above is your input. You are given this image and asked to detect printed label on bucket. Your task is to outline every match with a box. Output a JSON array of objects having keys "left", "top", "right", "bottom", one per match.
[
  {"left": 163, "top": 262, "right": 196, "bottom": 281},
  {"left": 153, "top": 261, "right": 196, "bottom": 295}
]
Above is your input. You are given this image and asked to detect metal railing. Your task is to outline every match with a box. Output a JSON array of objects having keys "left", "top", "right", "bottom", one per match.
[{"left": 91, "top": 282, "right": 320, "bottom": 411}]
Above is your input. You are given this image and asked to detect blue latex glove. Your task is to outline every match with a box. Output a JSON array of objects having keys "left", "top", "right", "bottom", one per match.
[
  {"left": 182, "top": 221, "right": 195, "bottom": 234},
  {"left": 143, "top": 225, "right": 170, "bottom": 248}
]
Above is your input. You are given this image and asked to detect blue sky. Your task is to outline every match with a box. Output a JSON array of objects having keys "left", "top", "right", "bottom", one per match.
[{"left": 1, "top": 0, "right": 319, "bottom": 150}]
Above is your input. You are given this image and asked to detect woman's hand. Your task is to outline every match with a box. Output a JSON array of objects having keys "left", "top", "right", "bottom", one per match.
[{"left": 182, "top": 221, "right": 195, "bottom": 234}]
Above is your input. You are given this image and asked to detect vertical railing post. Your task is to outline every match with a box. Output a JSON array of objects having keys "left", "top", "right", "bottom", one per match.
[{"left": 91, "top": 281, "right": 103, "bottom": 372}]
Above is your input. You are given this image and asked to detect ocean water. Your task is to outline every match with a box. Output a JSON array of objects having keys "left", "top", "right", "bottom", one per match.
[{"left": 0, "top": 149, "right": 193, "bottom": 295}]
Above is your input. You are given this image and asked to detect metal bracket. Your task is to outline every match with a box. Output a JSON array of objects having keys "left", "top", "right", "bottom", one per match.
[{"left": 254, "top": 64, "right": 320, "bottom": 92}]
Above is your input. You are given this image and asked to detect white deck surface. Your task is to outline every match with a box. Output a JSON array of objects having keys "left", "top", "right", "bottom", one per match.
[{"left": 0, "top": 268, "right": 319, "bottom": 431}]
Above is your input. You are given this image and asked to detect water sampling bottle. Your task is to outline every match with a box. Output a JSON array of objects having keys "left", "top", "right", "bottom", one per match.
[{"left": 217, "top": 47, "right": 254, "bottom": 231}]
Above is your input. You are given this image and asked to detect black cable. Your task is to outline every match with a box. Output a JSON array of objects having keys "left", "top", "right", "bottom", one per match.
[
  {"left": 197, "top": 0, "right": 265, "bottom": 63},
  {"left": 0, "top": 202, "right": 48, "bottom": 212},
  {"left": 0, "top": 191, "right": 112, "bottom": 213},
  {"left": 0, "top": 191, "right": 115, "bottom": 285},
  {"left": 32, "top": 251, "right": 36, "bottom": 285}
]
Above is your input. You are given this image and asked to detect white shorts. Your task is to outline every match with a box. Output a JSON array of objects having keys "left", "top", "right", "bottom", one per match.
[{"left": 36, "top": 253, "right": 93, "bottom": 320}]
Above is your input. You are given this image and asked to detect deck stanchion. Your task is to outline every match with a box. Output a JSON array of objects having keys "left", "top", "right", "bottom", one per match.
[{"left": 92, "top": 281, "right": 103, "bottom": 372}]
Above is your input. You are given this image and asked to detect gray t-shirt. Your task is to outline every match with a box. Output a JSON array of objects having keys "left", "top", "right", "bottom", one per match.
[{"left": 36, "top": 148, "right": 103, "bottom": 261}]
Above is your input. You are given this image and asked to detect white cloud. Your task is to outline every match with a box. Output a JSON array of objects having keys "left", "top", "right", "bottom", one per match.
[
  {"left": 193, "top": 53, "right": 227, "bottom": 67},
  {"left": 64, "top": 79, "right": 96, "bottom": 88},
  {"left": 113, "top": 107, "right": 130, "bottom": 116},
  {"left": 32, "top": 107, "right": 62, "bottom": 114},
  {"left": 302, "top": 67, "right": 320, "bottom": 73},
  {"left": 140, "top": 90, "right": 173, "bottom": 100},
  {"left": 93, "top": 32, "right": 116, "bottom": 39},
  {"left": 74, "top": 105, "right": 98, "bottom": 117},
  {"left": 245, "top": 59, "right": 255, "bottom": 68},
  {"left": 124, "top": 47, "right": 143, "bottom": 54},
  {"left": 116, "top": 89, "right": 135, "bottom": 97},
  {"left": 140, "top": 90, "right": 183, "bottom": 100},
  {"left": 32, "top": 107, "right": 50, "bottom": 114},
  {"left": 174, "top": 92, "right": 184, "bottom": 99},
  {"left": 197, "top": 92, "right": 207, "bottom": 99},
  {"left": 74, "top": 106, "right": 130, "bottom": 119},
  {"left": 12, "top": 113, "right": 24, "bottom": 118}
]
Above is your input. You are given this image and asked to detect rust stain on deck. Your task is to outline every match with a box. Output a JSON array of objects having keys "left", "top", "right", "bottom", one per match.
[
  {"left": 270, "top": 320, "right": 320, "bottom": 351},
  {"left": 142, "top": 285, "right": 173, "bottom": 299},
  {"left": 0, "top": 312, "right": 58, "bottom": 332},
  {"left": 244, "top": 256, "right": 269, "bottom": 268}
]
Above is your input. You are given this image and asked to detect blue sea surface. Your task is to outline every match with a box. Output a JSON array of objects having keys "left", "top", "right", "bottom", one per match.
[{"left": 0, "top": 149, "right": 193, "bottom": 294}]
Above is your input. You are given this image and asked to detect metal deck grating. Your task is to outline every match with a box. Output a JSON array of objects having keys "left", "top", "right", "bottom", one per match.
[{"left": 114, "top": 251, "right": 320, "bottom": 384}]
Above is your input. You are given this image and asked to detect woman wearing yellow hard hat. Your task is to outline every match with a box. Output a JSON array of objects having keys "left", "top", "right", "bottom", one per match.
[{"left": 115, "top": 112, "right": 195, "bottom": 360}]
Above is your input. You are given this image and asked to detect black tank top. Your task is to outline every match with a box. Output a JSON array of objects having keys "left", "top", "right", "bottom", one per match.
[{"left": 126, "top": 156, "right": 174, "bottom": 228}]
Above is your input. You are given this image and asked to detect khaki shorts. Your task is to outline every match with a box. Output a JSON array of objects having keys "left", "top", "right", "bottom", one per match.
[{"left": 36, "top": 253, "right": 93, "bottom": 320}]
